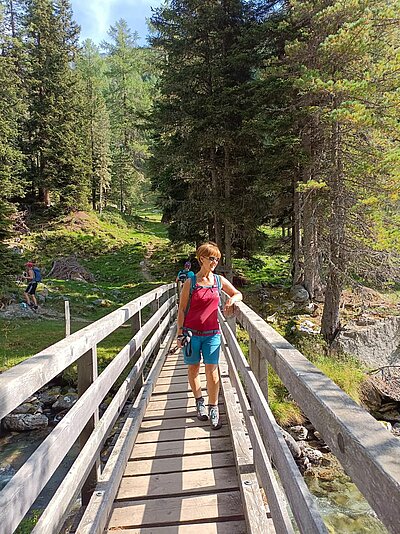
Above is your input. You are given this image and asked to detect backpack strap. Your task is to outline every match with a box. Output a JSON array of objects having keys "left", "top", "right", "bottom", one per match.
[
  {"left": 185, "top": 275, "right": 197, "bottom": 316},
  {"left": 214, "top": 274, "right": 222, "bottom": 305}
]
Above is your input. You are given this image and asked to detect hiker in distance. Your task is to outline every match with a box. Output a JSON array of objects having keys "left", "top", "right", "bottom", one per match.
[
  {"left": 24, "top": 261, "right": 42, "bottom": 310},
  {"left": 175, "top": 260, "right": 195, "bottom": 299},
  {"left": 176, "top": 242, "right": 242, "bottom": 430}
]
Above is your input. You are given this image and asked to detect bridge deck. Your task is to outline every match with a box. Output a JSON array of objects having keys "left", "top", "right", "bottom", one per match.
[{"left": 105, "top": 347, "right": 249, "bottom": 533}]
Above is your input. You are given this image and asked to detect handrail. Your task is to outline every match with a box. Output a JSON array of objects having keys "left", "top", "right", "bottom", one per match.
[
  {"left": 0, "top": 284, "right": 176, "bottom": 534},
  {"left": 0, "top": 283, "right": 175, "bottom": 420},
  {"left": 231, "top": 300, "right": 400, "bottom": 534},
  {"left": 219, "top": 309, "right": 327, "bottom": 533}
]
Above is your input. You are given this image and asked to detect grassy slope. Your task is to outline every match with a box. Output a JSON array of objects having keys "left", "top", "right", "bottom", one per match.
[{"left": 0, "top": 207, "right": 183, "bottom": 371}]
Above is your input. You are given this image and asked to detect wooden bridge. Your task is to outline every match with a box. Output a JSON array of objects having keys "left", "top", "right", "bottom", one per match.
[{"left": 1, "top": 283, "right": 400, "bottom": 533}]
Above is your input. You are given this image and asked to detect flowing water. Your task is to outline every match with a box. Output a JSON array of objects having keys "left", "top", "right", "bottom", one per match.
[{"left": 305, "top": 467, "right": 388, "bottom": 533}]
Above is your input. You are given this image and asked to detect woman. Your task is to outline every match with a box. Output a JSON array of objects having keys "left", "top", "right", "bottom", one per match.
[{"left": 176, "top": 242, "right": 242, "bottom": 430}]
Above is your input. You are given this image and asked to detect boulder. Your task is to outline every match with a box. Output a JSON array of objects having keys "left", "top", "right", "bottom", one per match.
[
  {"left": 3, "top": 413, "right": 48, "bottom": 432},
  {"left": 52, "top": 393, "right": 78, "bottom": 411},
  {"left": 334, "top": 316, "right": 400, "bottom": 368},
  {"left": 289, "top": 425, "right": 308, "bottom": 441},
  {"left": 11, "top": 402, "right": 42, "bottom": 415},
  {"left": 290, "top": 285, "right": 310, "bottom": 304}
]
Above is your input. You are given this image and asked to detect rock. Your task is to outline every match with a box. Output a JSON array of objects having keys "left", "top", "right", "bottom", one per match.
[
  {"left": 303, "top": 447, "right": 323, "bottom": 464},
  {"left": 38, "top": 387, "right": 61, "bottom": 406},
  {"left": 289, "top": 425, "right": 308, "bottom": 441},
  {"left": 334, "top": 316, "right": 400, "bottom": 368},
  {"left": 52, "top": 393, "right": 78, "bottom": 411},
  {"left": 291, "top": 285, "right": 310, "bottom": 304},
  {"left": 313, "top": 431, "right": 323, "bottom": 441},
  {"left": 359, "top": 378, "right": 382, "bottom": 412},
  {"left": 3, "top": 413, "right": 49, "bottom": 432},
  {"left": 376, "top": 409, "right": 400, "bottom": 423},
  {"left": 299, "top": 320, "right": 320, "bottom": 335},
  {"left": 11, "top": 402, "right": 42, "bottom": 415},
  {"left": 93, "top": 298, "right": 112, "bottom": 308},
  {"left": 0, "top": 463, "right": 16, "bottom": 490},
  {"left": 280, "top": 428, "right": 301, "bottom": 458}
]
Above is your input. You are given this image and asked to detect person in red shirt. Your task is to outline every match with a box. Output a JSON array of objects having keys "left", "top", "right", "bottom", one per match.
[{"left": 176, "top": 242, "right": 242, "bottom": 429}]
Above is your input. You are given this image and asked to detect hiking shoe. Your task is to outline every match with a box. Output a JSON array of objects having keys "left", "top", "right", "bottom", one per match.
[
  {"left": 196, "top": 397, "right": 208, "bottom": 421},
  {"left": 209, "top": 405, "right": 222, "bottom": 430}
]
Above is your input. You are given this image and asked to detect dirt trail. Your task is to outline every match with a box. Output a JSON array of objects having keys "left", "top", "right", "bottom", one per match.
[{"left": 140, "top": 244, "right": 155, "bottom": 282}]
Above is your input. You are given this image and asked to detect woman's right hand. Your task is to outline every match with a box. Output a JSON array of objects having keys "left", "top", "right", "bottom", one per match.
[{"left": 176, "top": 336, "right": 183, "bottom": 349}]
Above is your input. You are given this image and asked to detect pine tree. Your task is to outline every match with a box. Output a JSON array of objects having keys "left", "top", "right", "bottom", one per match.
[
  {"left": 149, "top": 0, "right": 269, "bottom": 276},
  {"left": 103, "top": 19, "right": 155, "bottom": 213},
  {"left": 283, "top": 0, "right": 400, "bottom": 341},
  {"left": 24, "top": 0, "right": 89, "bottom": 209},
  {"left": 77, "top": 39, "right": 111, "bottom": 211},
  {"left": 0, "top": 2, "right": 26, "bottom": 278}
]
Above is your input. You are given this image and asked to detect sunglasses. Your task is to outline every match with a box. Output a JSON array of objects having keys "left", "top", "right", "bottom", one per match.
[{"left": 207, "top": 256, "right": 220, "bottom": 263}]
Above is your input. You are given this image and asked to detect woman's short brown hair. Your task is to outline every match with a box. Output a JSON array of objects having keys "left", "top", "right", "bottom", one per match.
[{"left": 196, "top": 242, "right": 221, "bottom": 264}]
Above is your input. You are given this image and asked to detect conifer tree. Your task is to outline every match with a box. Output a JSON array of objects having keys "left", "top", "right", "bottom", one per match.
[
  {"left": 24, "top": 0, "right": 89, "bottom": 209},
  {"left": 0, "top": 3, "right": 26, "bottom": 277},
  {"left": 103, "top": 20, "right": 154, "bottom": 213},
  {"left": 77, "top": 39, "right": 111, "bottom": 211},
  {"left": 283, "top": 0, "right": 400, "bottom": 341},
  {"left": 149, "top": 0, "right": 269, "bottom": 276}
]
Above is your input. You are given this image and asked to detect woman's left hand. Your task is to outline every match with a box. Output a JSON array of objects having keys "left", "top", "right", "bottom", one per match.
[{"left": 223, "top": 298, "right": 234, "bottom": 316}]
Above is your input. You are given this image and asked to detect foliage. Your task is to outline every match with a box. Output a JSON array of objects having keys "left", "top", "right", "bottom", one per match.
[
  {"left": 148, "top": 0, "right": 273, "bottom": 269},
  {"left": 103, "top": 20, "right": 157, "bottom": 213}
]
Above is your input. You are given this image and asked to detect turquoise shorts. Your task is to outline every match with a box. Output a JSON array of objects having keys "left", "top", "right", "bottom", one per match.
[{"left": 183, "top": 334, "right": 221, "bottom": 365}]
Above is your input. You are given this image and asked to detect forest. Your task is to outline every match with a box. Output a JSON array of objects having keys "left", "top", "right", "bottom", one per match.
[{"left": 1, "top": 0, "right": 399, "bottom": 345}]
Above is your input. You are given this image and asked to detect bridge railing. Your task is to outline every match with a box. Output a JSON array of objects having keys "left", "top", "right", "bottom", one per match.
[
  {"left": 220, "top": 297, "right": 400, "bottom": 534},
  {"left": 0, "top": 283, "right": 176, "bottom": 534}
]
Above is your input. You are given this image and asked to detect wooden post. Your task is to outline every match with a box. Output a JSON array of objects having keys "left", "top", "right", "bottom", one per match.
[
  {"left": 131, "top": 310, "right": 143, "bottom": 399},
  {"left": 249, "top": 338, "right": 260, "bottom": 380},
  {"left": 78, "top": 346, "right": 99, "bottom": 505},
  {"left": 226, "top": 313, "right": 236, "bottom": 337},
  {"left": 65, "top": 300, "right": 70, "bottom": 337},
  {"left": 249, "top": 338, "right": 268, "bottom": 401}
]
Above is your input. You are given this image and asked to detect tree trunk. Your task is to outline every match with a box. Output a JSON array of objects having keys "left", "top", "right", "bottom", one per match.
[
  {"left": 223, "top": 146, "right": 233, "bottom": 281},
  {"left": 291, "top": 176, "right": 303, "bottom": 285},
  {"left": 321, "top": 118, "right": 345, "bottom": 343},
  {"left": 303, "top": 190, "right": 323, "bottom": 299},
  {"left": 210, "top": 148, "right": 222, "bottom": 249}
]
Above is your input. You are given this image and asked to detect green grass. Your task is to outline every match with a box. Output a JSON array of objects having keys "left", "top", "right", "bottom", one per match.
[{"left": 0, "top": 206, "right": 175, "bottom": 369}]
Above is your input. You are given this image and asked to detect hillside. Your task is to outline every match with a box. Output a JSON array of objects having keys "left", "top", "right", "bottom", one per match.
[{"left": 0, "top": 207, "right": 186, "bottom": 370}]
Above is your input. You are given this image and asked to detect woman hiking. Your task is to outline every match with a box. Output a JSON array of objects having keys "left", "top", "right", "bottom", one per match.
[{"left": 176, "top": 242, "right": 242, "bottom": 430}]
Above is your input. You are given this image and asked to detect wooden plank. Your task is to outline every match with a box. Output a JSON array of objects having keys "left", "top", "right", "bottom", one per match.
[
  {"left": 139, "top": 416, "right": 223, "bottom": 432},
  {"left": 76, "top": 328, "right": 176, "bottom": 534},
  {"left": 107, "top": 491, "right": 244, "bottom": 529},
  {"left": 234, "top": 302, "right": 400, "bottom": 534},
  {"left": 117, "top": 466, "right": 239, "bottom": 500},
  {"left": 149, "top": 390, "right": 208, "bottom": 401},
  {"left": 159, "top": 368, "right": 195, "bottom": 378},
  {"left": 125, "top": 451, "right": 236, "bottom": 476},
  {"left": 136, "top": 426, "right": 230, "bottom": 443},
  {"left": 220, "top": 313, "right": 327, "bottom": 534},
  {"left": 107, "top": 519, "right": 247, "bottom": 533},
  {"left": 142, "top": 406, "right": 226, "bottom": 421},
  {"left": 130, "top": 436, "right": 233, "bottom": 460},
  {"left": 156, "top": 375, "right": 200, "bottom": 385},
  {"left": 153, "top": 383, "right": 194, "bottom": 394},
  {"left": 0, "top": 284, "right": 175, "bottom": 420},
  {"left": 219, "top": 348, "right": 275, "bottom": 534}
]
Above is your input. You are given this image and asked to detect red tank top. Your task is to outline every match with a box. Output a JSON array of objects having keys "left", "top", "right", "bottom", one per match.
[{"left": 184, "top": 276, "right": 220, "bottom": 334}]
